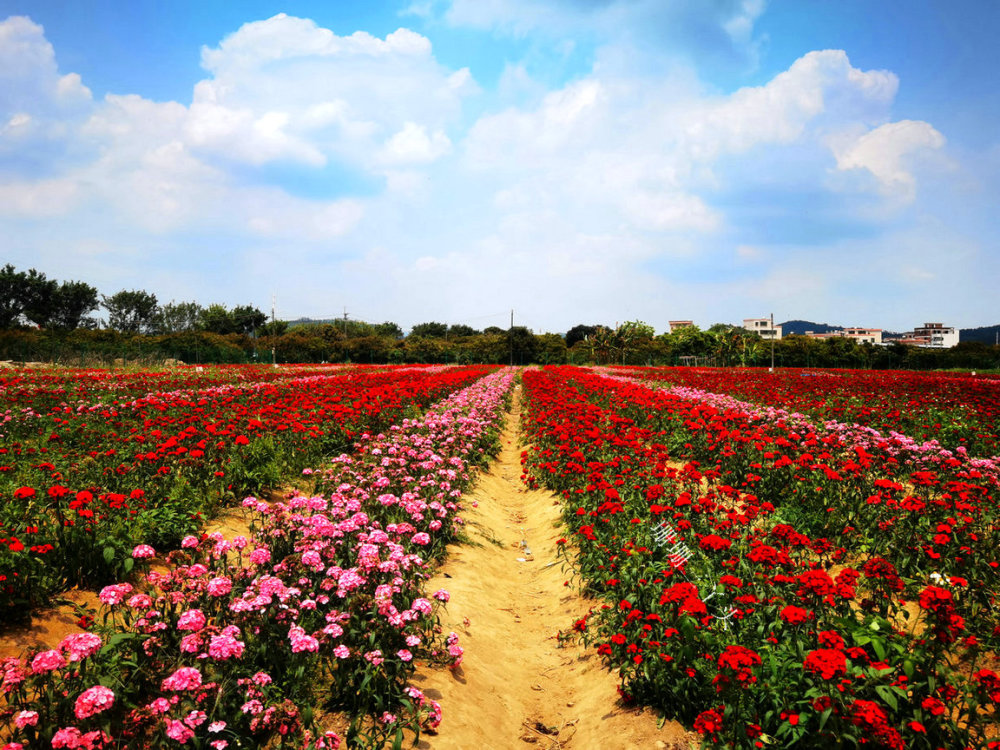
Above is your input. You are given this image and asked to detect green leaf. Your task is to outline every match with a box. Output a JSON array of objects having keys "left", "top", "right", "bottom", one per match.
[
  {"left": 102, "top": 546, "right": 115, "bottom": 564},
  {"left": 903, "top": 658, "right": 914, "bottom": 679},
  {"left": 818, "top": 707, "right": 833, "bottom": 731},
  {"left": 871, "top": 636, "right": 886, "bottom": 662},
  {"left": 875, "top": 685, "right": 898, "bottom": 711}
]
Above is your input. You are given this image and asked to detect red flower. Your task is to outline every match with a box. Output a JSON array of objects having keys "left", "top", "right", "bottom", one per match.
[
  {"left": 13, "top": 486, "right": 35, "bottom": 500},
  {"left": 803, "top": 648, "right": 847, "bottom": 680}
]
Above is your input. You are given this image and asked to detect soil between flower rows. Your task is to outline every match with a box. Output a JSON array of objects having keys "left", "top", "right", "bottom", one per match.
[{"left": 411, "top": 385, "right": 695, "bottom": 749}]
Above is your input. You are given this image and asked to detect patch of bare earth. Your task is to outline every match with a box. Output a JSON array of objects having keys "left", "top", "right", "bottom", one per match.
[{"left": 411, "top": 386, "right": 696, "bottom": 750}]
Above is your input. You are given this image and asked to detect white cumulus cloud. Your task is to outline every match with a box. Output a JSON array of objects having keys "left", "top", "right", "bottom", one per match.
[{"left": 833, "top": 119, "right": 945, "bottom": 199}]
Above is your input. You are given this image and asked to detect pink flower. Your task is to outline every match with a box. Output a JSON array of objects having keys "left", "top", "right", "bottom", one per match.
[
  {"left": 432, "top": 589, "right": 450, "bottom": 602},
  {"left": 249, "top": 547, "right": 270, "bottom": 565},
  {"left": 59, "top": 633, "right": 102, "bottom": 662},
  {"left": 181, "top": 536, "right": 199, "bottom": 549},
  {"left": 208, "top": 634, "right": 245, "bottom": 660},
  {"left": 411, "top": 532, "right": 430, "bottom": 546},
  {"left": 30, "top": 649, "right": 64, "bottom": 674},
  {"left": 206, "top": 576, "right": 232, "bottom": 597},
  {"left": 179, "top": 633, "right": 203, "bottom": 654},
  {"left": 397, "top": 649, "right": 413, "bottom": 662},
  {"left": 14, "top": 711, "right": 38, "bottom": 729},
  {"left": 74, "top": 685, "right": 115, "bottom": 719},
  {"left": 127, "top": 593, "right": 153, "bottom": 610},
  {"left": 161, "top": 666, "right": 203, "bottom": 692},
  {"left": 132, "top": 544, "right": 156, "bottom": 559},
  {"left": 208, "top": 721, "right": 226, "bottom": 733},
  {"left": 333, "top": 645, "right": 350, "bottom": 659},
  {"left": 148, "top": 698, "right": 171, "bottom": 714},
  {"left": 165, "top": 718, "right": 195, "bottom": 743},
  {"left": 98, "top": 583, "right": 133, "bottom": 605},
  {"left": 51, "top": 727, "right": 83, "bottom": 749},
  {"left": 176, "top": 609, "right": 207, "bottom": 632},
  {"left": 364, "top": 650, "right": 384, "bottom": 665}
]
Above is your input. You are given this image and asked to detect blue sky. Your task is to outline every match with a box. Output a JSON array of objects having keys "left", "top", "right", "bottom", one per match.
[{"left": 1, "top": 0, "right": 997, "bottom": 333}]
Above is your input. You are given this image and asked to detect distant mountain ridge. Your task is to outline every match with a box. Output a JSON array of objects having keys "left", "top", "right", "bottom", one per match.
[
  {"left": 779, "top": 320, "right": 845, "bottom": 336},
  {"left": 960, "top": 324, "right": 1000, "bottom": 344}
]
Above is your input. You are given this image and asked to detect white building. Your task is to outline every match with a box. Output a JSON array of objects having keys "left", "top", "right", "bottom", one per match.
[
  {"left": 743, "top": 317, "right": 782, "bottom": 340},
  {"left": 806, "top": 327, "right": 883, "bottom": 345},
  {"left": 668, "top": 320, "right": 694, "bottom": 333},
  {"left": 911, "top": 322, "right": 959, "bottom": 348}
]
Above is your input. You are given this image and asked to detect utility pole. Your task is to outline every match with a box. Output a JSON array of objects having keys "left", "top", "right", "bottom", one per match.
[
  {"left": 271, "top": 294, "right": 277, "bottom": 367},
  {"left": 509, "top": 309, "right": 514, "bottom": 366},
  {"left": 770, "top": 312, "right": 775, "bottom": 372},
  {"left": 343, "top": 307, "right": 348, "bottom": 338}
]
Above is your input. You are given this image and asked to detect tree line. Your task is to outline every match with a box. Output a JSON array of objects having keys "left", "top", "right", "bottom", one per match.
[{"left": 1, "top": 265, "right": 997, "bottom": 369}]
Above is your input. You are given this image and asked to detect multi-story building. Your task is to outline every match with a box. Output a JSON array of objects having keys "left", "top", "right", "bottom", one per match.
[
  {"left": 743, "top": 317, "right": 782, "bottom": 340},
  {"left": 668, "top": 320, "right": 694, "bottom": 333},
  {"left": 910, "top": 322, "right": 959, "bottom": 348},
  {"left": 805, "top": 327, "right": 883, "bottom": 345}
]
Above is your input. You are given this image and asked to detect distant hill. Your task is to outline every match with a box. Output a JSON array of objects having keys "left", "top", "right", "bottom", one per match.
[
  {"left": 779, "top": 320, "right": 843, "bottom": 336},
  {"left": 960, "top": 324, "right": 1000, "bottom": 345}
]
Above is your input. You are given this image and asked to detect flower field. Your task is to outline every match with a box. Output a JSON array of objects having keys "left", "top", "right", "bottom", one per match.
[
  {"left": 1, "top": 365, "right": 516, "bottom": 748},
  {"left": 0, "top": 364, "right": 494, "bottom": 614},
  {"left": 521, "top": 366, "right": 1000, "bottom": 749}
]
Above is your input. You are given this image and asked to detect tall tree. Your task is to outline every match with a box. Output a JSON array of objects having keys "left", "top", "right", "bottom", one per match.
[
  {"left": 0, "top": 264, "right": 27, "bottom": 328},
  {"left": 447, "top": 324, "right": 480, "bottom": 337},
  {"left": 199, "top": 304, "right": 237, "bottom": 335},
  {"left": 50, "top": 280, "right": 100, "bottom": 330},
  {"left": 156, "top": 301, "right": 203, "bottom": 334},
  {"left": 372, "top": 321, "right": 404, "bottom": 339},
  {"left": 21, "top": 269, "right": 59, "bottom": 327},
  {"left": 231, "top": 305, "right": 268, "bottom": 337},
  {"left": 566, "top": 324, "right": 599, "bottom": 348},
  {"left": 409, "top": 321, "right": 448, "bottom": 338},
  {"left": 103, "top": 289, "right": 159, "bottom": 334}
]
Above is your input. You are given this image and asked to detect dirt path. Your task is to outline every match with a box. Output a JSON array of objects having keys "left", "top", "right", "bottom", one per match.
[{"left": 412, "top": 385, "right": 695, "bottom": 750}]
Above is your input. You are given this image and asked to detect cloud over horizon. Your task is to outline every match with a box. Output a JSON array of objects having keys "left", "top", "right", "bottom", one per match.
[{"left": 0, "top": 5, "right": 994, "bottom": 332}]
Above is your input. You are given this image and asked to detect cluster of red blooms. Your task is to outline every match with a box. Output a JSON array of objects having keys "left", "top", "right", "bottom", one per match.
[
  {"left": 0, "top": 364, "right": 494, "bottom": 610},
  {"left": 520, "top": 366, "right": 1000, "bottom": 749}
]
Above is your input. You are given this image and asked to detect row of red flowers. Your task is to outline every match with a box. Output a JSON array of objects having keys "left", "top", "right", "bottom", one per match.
[
  {"left": 0, "top": 365, "right": 493, "bottom": 616},
  {"left": 521, "top": 366, "right": 999, "bottom": 749},
  {"left": 0, "top": 368, "right": 517, "bottom": 749},
  {"left": 616, "top": 366, "right": 1000, "bottom": 458}
]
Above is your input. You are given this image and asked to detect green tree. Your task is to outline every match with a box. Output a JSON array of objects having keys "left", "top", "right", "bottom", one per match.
[
  {"left": 372, "top": 321, "right": 404, "bottom": 339},
  {"left": 409, "top": 321, "right": 448, "bottom": 338},
  {"left": 231, "top": 305, "right": 268, "bottom": 337},
  {"left": 50, "top": 280, "right": 100, "bottom": 330},
  {"left": 199, "top": 304, "right": 237, "bottom": 335},
  {"left": 21, "top": 268, "right": 59, "bottom": 327},
  {"left": 536, "top": 333, "right": 568, "bottom": 364},
  {"left": 507, "top": 326, "right": 538, "bottom": 364},
  {"left": 103, "top": 289, "right": 159, "bottom": 334},
  {"left": 156, "top": 301, "right": 203, "bottom": 334},
  {"left": 566, "top": 324, "right": 599, "bottom": 348},
  {"left": 447, "top": 324, "right": 480, "bottom": 338},
  {"left": 0, "top": 264, "right": 27, "bottom": 328}
]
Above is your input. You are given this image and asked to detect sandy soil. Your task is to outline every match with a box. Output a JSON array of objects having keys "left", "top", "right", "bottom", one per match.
[{"left": 412, "top": 386, "right": 696, "bottom": 750}]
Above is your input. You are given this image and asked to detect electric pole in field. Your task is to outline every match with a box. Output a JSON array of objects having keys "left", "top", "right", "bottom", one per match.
[
  {"left": 271, "top": 294, "right": 277, "bottom": 367},
  {"left": 509, "top": 309, "right": 514, "bottom": 366},
  {"left": 770, "top": 312, "right": 775, "bottom": 371}
]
